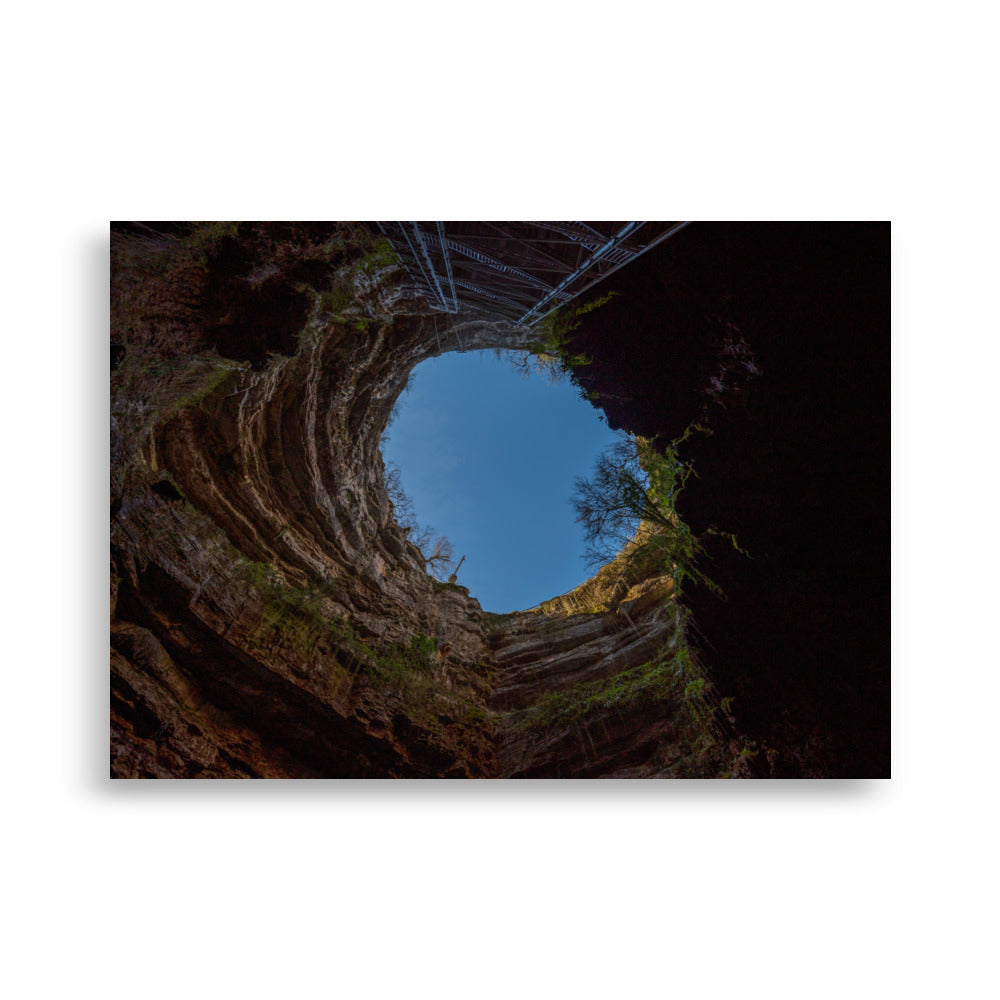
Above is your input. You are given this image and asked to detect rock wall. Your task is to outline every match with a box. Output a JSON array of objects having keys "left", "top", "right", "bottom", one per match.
[
  {"left": 561, "top": 222, "right": 890, "bottom": 777},
  {"left": 110, "top": 224, "right": 729, "bottom": 778}
]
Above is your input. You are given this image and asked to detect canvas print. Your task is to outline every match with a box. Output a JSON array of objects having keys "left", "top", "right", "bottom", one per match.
[{"left": 110, "top": 222, "right": 889, "bottom": 778}]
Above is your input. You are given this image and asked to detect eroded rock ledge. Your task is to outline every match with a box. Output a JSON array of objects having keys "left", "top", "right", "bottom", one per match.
[{"left": 110, "top": 224, "right": 729, "bottom": 778}]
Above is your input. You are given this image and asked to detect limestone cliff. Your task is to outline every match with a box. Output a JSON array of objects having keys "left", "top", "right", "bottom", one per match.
[{"left": 110, "top": 222, "right": 733, "bottom": 778}]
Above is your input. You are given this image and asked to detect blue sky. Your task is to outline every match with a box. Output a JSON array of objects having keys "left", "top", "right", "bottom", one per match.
[{"left": 381, "top": 350, "right": 621, "bottom": 612}]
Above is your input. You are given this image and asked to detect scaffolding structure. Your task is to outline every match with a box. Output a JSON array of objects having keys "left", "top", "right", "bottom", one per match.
[{"left": 375, "top": 221, "right": 690, "bottom": 326}]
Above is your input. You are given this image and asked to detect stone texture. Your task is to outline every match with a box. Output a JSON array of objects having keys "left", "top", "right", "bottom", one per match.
[{"left": 110, "top": 224, "right": 725, "bottom": 778}]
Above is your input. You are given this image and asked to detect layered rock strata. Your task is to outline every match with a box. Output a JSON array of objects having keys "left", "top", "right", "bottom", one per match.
[{"left": 110, "top": 225, "right": 727, "bottom": 778}]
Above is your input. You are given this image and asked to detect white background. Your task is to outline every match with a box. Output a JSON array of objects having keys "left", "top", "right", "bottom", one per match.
[{"left": 2, "top": 3, "right": 997, "bottom": 998}]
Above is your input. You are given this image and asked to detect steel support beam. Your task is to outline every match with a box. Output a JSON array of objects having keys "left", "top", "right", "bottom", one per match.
[
  {"left": 517, "top": 221, "right": 643, "bottom": 325},
  {"left": 375, "top": 221, "right": 692, "bottom": 326}
]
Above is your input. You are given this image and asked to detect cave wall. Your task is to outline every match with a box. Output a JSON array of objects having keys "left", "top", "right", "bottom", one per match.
[
  {"left": 562, "top": 222, "right": 891, "bottom": 777},
  {"left": 110, "top": 223, "right": 730, "bottom": 778}
]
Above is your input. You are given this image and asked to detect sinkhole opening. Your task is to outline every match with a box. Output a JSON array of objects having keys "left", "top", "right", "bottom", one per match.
[{"left": 380, "top": 350, "right": 621, "bottom": 612}]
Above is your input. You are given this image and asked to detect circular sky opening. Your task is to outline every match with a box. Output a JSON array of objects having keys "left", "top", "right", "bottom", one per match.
[{"left": 381, "top": 350, "right": 621, "bottom": 612}]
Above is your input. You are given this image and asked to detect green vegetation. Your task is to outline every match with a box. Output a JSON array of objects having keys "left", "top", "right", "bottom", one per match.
[
  {"left": 187, "top": 221, "right": 241, "bottom": 268},
  {"left": 409, "top": 633, "right": 437, "bottom": 658},
  {"left": 484, "top": 612, "right": 514, "bottom": 633},
  {"left": 300, "top": 274, "right": 370, "bottom": 340},
  {"left": 529, "top": 291, "right": 617, "bottom": 374},
  {"left": 240, "top": 560, "right": 344, "bottom": 657},
  {"left": 498, "top": 622, "right": 728, "bottom": 776},
  {"left": 531, "top": 411, "right": 747, "bottom": 771},
  {"left": 316, "top": 278, "right": 357, "bottom": 317},
  {"left": 571, "top": 426, "right": 748, "bottom": 599},
  {"left": 719, "top": 743, "right": 759, "bottom": 779},
  {"left": 301, "top": 233, "right": 398, "bottom": 338},
  {"left": 357, "top": 237, "right": 397, "bottom": 275},
  {"left": 236, "top": 558, "right": 490, "bottom": 728},
  {"left": 500, "top": 290, "right": 617, "bottom": 383},
  {"left": 508, "top": 630, "right": 716, "bottom": 736},
  {"left": 111, "top": 349, "right": 246, "bottom": 497}
]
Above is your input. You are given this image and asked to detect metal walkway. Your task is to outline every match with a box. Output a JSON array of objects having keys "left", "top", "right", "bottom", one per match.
[{"left": 376, "top": 221, "right": 690, "bottom": 326}]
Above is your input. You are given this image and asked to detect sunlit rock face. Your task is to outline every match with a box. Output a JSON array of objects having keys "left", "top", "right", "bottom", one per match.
[{"left": 110, "top": 224, "right": 725, "bottom": 778}]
